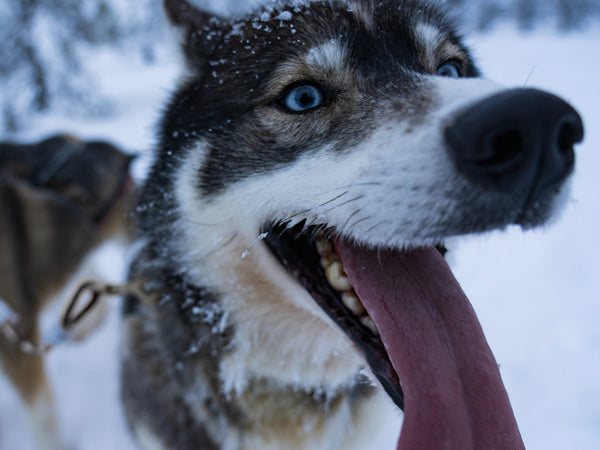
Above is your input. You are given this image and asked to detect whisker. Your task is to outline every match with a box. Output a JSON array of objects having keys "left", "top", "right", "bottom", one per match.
[
  {"left": 198, "top": 233, "right": 238, "bottom": 262},
  {"left": 347, "top": 216, "right": 370, "bottom": 231},
  {"left": 364, "top": 221, "right": 388, "bottom": 235},
  {"left": 326, "top": 195, "right": 364, "bottom": 211},
  {"left": 341, "top": 209, "right": 361, "bottom": 231},
  {"left": 456, "top": 0, "right": 479, "bottom": 20},
  {"left": 334, "top": 181, "right": 382, "bottom": 190},
  {"left": 280, "top": 208, "right": 313, "bottom": 223},
  {"left": 279, "top": 191, "right": 350, "bottom": 224},
  {"left": 524, "top": 66, "right": 537, "bottom": 87},
  {"left": 317, "top": 191, "right": 348, "bottom": 208},
  {"left": 182, "top": 219, "right": 224, "bottom": 228}
]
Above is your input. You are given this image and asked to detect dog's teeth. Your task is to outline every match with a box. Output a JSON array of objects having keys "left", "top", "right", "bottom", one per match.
[
  {"left": 326, "top": 261, "right": 352, "bottom": 291},
  {"left": 320, "top": 254, "right": 338, "bottom": 269},
  {"left": 360, "top": 315, "right": 379, "bottom": 336},
  {"left": 342, "top": 292, "right": 365, "bottom": 316},
  {"left": 316, "top": 238, "right": 333, "bottom": 257}
]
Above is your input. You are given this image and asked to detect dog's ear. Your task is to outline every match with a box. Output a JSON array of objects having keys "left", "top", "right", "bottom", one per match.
[
  {"left": 165, "top": 0, "right": 212, "bottom": 29},
  {"left": 164, "top": 0, "right": 222, "bottom": 68}
]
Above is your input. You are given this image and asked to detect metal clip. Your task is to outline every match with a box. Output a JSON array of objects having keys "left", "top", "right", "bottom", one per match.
[
  {"left": 61, "top": 279, "right": 148, "bottom": 331},
  {"left": 0, "top": 278, "right": 150, "bottom": 357}
]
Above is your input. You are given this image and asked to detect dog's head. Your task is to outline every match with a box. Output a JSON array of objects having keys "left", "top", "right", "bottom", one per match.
[
  {"left": 0, "top": 134, "right": 134, "bottom": 229},
  {"left": 0, "top": 134, "right": 135, "bottom": 305},
  {"left": 151, "top": 0, "right": 584, "bottom": 448}
]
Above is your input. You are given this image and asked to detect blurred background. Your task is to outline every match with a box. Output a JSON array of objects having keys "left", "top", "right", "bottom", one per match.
[
  {"left": 1, "top": 1, "right": 599, "bottom": 449},
  {"left": 1, "top": 0, "right": 599, "bottom": 133}
]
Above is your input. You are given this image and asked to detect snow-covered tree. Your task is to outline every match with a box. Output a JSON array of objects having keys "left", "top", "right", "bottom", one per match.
[
  {"left": 441, "top": 0, "right": 598, "bottom": 30},
  {"left": 1, "top": 0, "right": 598, "bottom": 133},
  {"left": 556, "top": 0, "right": 596, "bottom": 30},
  {"left": 0, "top": 0, "right": 165, "bottom": 132},
  {"left": 516, "top": 0, "right": 538, "bottom": 30}
]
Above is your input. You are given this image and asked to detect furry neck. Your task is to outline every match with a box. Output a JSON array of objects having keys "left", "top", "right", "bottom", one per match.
[{"left": 122, "top": 246, "right": 391, "bottom": 449}]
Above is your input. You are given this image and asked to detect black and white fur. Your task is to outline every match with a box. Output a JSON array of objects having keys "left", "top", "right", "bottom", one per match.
[{"left": 121, "top": 1, "right": 582, "bottom": 449}]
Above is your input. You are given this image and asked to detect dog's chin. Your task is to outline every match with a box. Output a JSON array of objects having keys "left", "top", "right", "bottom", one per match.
[{"left": 262, "top": 221, "right": 524, "bottom": 449}]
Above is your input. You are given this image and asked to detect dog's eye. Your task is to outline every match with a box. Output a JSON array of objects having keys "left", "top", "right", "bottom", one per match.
[
  {"left": 437, "top": 62, "right": 462, "bottom": 78},
  {"left": 283, "top": 85, "right": 324, "bottom": 112}
]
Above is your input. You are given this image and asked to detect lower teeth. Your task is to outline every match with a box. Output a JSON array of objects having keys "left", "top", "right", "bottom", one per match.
[
  {"left": 316, "top": 235, "right": 379, "bottom": 336},
  {"left": 326, "top": 261, "right": 352, "bottom": 291},
  {"left": 360, "top": 315, "right": 379, "bottom": 336},
  {"left": 342, "top": 292, "right": 365, "bottom": 316}
]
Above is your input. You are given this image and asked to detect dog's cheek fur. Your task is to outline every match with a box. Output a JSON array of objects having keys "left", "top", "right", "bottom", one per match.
[{"left": 172, "top": 142, "right": 368, "bottom": 387}]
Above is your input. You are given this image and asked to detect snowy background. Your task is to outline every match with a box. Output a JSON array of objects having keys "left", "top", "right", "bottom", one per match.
[{"left": 1, "top": 1, "right": 599, "bottom": 449}]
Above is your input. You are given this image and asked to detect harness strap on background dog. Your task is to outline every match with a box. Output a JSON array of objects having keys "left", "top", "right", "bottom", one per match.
[
  {"left": 32, "top": 139, "right": 82, "bottom": 186},
  {"left": 0, "top": 278, "right": 153, "bottom": 356},
  {"left": 60, "top": 278, "right": 152, "bottom": 331}
]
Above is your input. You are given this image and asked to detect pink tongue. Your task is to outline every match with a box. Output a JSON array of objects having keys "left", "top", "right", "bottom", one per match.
[{"left": 333, "top": 241, "right": 525, "bottom": 450}]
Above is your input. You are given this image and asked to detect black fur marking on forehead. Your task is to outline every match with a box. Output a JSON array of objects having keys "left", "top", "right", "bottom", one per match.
[{"left": 157, "top": 0, "right": 478, "bottom": 197}]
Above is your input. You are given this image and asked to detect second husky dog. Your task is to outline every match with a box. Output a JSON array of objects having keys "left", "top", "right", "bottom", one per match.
[
  {"left": 0, "top": 134, "right": 134, "bottom": 450},
  {"left": 122, "top": 1, "right": 584, "bottom": 449}
]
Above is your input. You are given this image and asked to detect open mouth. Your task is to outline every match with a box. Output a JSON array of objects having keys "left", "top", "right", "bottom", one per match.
[{"left": 264, "top": 223, "right": 524, "bottom": 449}]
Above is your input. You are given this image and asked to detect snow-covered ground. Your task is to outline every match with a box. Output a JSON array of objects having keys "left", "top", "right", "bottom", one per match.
[{"left": 1, "top": 24, "right": 599, "bottom": 450}]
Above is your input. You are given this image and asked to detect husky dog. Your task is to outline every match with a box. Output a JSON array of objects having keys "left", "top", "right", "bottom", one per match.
[
  {"left": 0, "top": 134, "right": 134, "bottom": 450},
  {"left": 122, "top": 1, "right": 584, "bottom": 449}
]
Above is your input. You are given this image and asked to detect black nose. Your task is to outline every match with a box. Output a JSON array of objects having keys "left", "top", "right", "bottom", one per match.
[{"left": 445, "top": 88, "right": 583, "bottom": 198}]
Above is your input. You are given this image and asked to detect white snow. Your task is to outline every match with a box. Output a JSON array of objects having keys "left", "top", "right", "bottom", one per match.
[
  {"left": 276, "top": 11, "right": 293, "bottom": 21},
  {"left": 1, "top": 24, "right": 600, "bottom": 450}
]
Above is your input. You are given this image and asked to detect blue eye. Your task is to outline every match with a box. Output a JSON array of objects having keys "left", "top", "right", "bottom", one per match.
[
  {"left": 437, "top": 62, "right": 462, "bottom": 78},
  {"left": 284, "top": 85, "right": 324, "bottom": 112}
]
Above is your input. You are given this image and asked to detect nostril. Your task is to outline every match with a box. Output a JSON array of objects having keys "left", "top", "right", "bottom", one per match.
[
  {"left": 481, "top": 128, "right": 525, "bottom": 171},
  {"left": 556, "top": 117, "right": 582, "bottom": 156}
]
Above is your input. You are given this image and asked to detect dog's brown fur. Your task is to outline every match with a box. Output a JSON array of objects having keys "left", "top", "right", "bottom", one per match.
[{"left": 0, "top": 134, "right": 135, "bottom": 450}]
